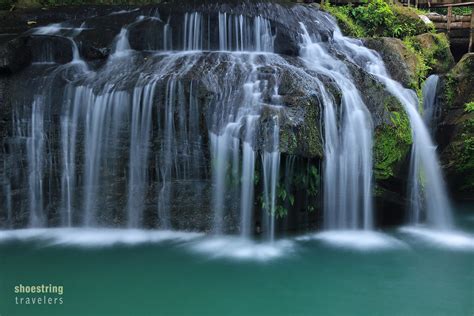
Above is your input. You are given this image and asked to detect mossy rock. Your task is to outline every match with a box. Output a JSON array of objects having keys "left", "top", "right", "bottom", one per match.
[
  {"left": 373, "top": 96, "right": 412, "bottom": 181},
  {"left": 412, "top": 33, "right": 454, "bottom": 75},
  {"left": 391, "top": 5, "right": 431, "bottom": 35},
  {"left": 442, "top": 53, "right": 474, "bottom": 109},
  {"left": 364, "top": 37, "right": 419, "bottom": 89},
  {"left": 440, "top": 104, "right": 474, "bottom": 196},
  {"left": 439, "top": 54, "right": 474, "bottom": 197}
]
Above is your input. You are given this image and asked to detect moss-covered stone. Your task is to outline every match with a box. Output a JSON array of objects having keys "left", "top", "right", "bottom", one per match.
[
  {"left": 322, "top": 1, "right": 430, "bottom": 39},
  {"left": 373, "top": 96, "right": 412, "bottom": 180},
  {"left": 413, "top": 33, "right": 454, "bottom": 75},
  {"left": 439, "top": 54, "right": 474, "bottom": 197},
  {"left": 441, "top": 104, "right": 474, "bottom": 194},
  {"left": 442, "top": 53, "right": 474, "bottom": 109},
  {"left": 321, "top": 4, "right": 365, "bottom": 38}
]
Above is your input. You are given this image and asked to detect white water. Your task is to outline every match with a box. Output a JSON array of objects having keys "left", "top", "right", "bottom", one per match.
[
  {"left": 299, "top": 24, "right": 374, "bottom": 230},
  {"left": 127, "top": 81, "right": 157, "bottom": 228},
  {"left": 6, "top": 9, "right": 457, "bottom": 239},
  {"left": 218, "top": 13, "right": 274, "bottom": 51},
  {"left": 329, "top": 25, "right": 453, "bottom": 230},
  {"left": 262, "top": 118, "right": 281, "bottom": 241},
  {"left": 28, "top": 96, "right": 45, "bottom": 227},
  {"left": 112, "top": 28, "right": 132, "bottom": 57},
  {"left": 422, "top": 75, "right": 440, "bottom": 134}
]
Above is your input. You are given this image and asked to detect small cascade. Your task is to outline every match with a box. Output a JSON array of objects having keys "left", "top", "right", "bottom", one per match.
[
  {"left": 28, "top": 96, "right": 46, "bottom": 227},
  {"left": 261, "top": 118, "right": 280, "bottom": 241},
  {"left": 31, "top": 22, "right": 87, "bottom": 65},
  {"left": 112, "top": 28, "right": 132, "bottom": 57},
  {"left": 422, "top": 75, "right": 440, "bottom": 134},
  {"left": 60, "top": 86, "right": 82, "bottom": 227},
  {"left": 183, "top": 12, "right": 203, "bottom": 50},
  {"left": 218, "top": 13, "right": 274, "bottom": 51},
  {"left": 32, "top": 41, "right": 55, "bottom": 64},
  {"left": 82, "top": 88, "right": 129, "bottom": 226},
  {"left": 329, "top": 25, "right": 453, "bottom": 230},
  {"left": 127, "top": 81, "right": 157, "bottom": 228},
  {"left": 163, "top": 19, "right": 173, "bottom": 51},
  {"left": 299, "top": 24, "right": 374, "bottom": 230}
]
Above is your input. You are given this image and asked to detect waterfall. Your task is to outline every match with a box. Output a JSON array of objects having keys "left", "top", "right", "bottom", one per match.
[
  {"left": 183, "top": 13, "right": 203, "bottom": 50},
  {"left": 218, "top": 13, "right": 274, "bottom": 51},
  {"left": 262, "top": 118, "right": 280, "bottom": 241},
  {"left": 28, "top": 96, "right": 46, "bottom": 227},
  {"left": 329, "top": 26, "right": 453, "bottom": 230},
  {"left": 127, "top": 81, "right": 157, "bottom": 228},
  {"left": 82, "top": 88, "right": 129, "bottom": 226},
  {"left": 112, "top": 28, "right": 132, "bottom": 57},
  {"left": 422, "top": 75, "right": 440, "bottom": 134},
  {"left": 7, "top": 6, "right": 455, "bottom": 239},
  {"left": 299, "top": 24, "right": 374, "bottom": 230},
  {"left": 60, "top": 85, "right": 82, "bottom": 226},
  {"left": 163, "top": 20, "right": 172, "bottom": 51}
]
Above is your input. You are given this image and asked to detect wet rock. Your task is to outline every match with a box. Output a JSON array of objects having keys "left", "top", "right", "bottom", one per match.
[
  {"left": 414, "top": 33, "right": 454, "bottom": 75},
  {"left": 364, "top": 37, "right": 419, "bottom": 88},
  {"left": 438, "top": 53, "right": 474, "bottom": 199}
]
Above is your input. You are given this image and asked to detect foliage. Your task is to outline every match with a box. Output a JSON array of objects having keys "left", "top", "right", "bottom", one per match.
[
  {"left": 323, "top": 3, "right": 365, "bottom": 38},
  {"left": 0, "top": 0, "right": 15, "bottom": 10},
  {"left": 432, "top": 6, "right": 472, "bottom": 16},
  {"left": 404, "top": 33, "right": 451, "bottom": 78},
  {"left": 322, "top": 0, "right": 430, "bottom": 39},
  {"left": 453, "top": 113, "right": 474, "bottom": 190},
  {"left": 275, "top": 185, "right": 294, "bottom": 218},
  {"left": 443, "top": 74, "right": 457, "bottom": 108},
  {"left": 402, "top": 37, "right": 430, "bottom": 92},
  {"left": 260, "top": 160, "right": 320, "bottom": 218},
  {"left": 465, "top": 102, "right": 474, "bottom": 113}
]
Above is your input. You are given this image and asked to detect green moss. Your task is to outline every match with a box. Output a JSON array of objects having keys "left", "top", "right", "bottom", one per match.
[
  {"left": 443, "top": 74, "right": 457, "bottom": 108},
  {"left": 403, "top": 33, "right": 452, "bottom": 87},
  {"left": 374, "top": 99, "right": 412, "bottom": 180},
  {"left": 453, "top": 110, "right": 474, "bottom": 190},
  {"left": 402, "top": 37, "right": 429, "bottom": 92},
  {"left": 280, "top": 127, "right": 298, "bottom": 154},
  {"left": 465, "top": 102, "right": 474, "bottom": 113},
  {"left": 322, "top": 3, "right": 365, "bottom": 38},
  {"left": 323, "top": 0, "right": 430, "bottom": 39}
]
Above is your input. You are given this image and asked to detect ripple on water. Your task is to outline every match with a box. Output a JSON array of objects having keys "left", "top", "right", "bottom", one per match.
[{"left": 188, "top": 236, "right": 295, "bottom": 261}]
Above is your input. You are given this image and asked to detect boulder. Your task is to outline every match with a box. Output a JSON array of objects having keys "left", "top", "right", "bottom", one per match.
[
  {"left": 438, "top": 53, "right": 474, "bottom": 198},
  {"left": 364, "top": 37, "right": 419, "bottom": 89},
  {"left": 412, "top": 32, "right": 454, "bottom": 75}
]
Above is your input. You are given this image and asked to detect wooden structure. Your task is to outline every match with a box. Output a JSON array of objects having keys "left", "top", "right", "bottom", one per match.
[
  {"left": 326, "top": 0, "right": 468, "bottom": 5},
  {"left": 426, "top": 2, "right": 474, "bottom": 53}
]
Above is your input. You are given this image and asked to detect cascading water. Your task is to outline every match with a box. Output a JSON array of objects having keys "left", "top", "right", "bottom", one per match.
[
  {"left": 1, "top": 4, "right": 455, "bottom": 239},
  {"left": 2, "top": 9, "right": 287, "bottom": 238},
  {"left": 299, "top": 24, "right": 374, "bottom": 230},
  {"left": 261, "top": 117, "right": 280, "bottom": 241},
  {"left": 28, "top": 96, "right": 46, "bottom": 227},
  {"left": 422, "top": 75, "right": 440, "bottom": 134},
  {"left": 329, "top": 23, "right": 453, "bottom": 230}
]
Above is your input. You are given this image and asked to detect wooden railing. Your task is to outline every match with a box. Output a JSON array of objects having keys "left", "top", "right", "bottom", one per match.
[{"left": 426, "top": 2, "right": 474, "bottom": 52}]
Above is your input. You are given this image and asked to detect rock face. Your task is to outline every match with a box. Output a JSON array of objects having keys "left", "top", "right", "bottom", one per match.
[
  {"left": 0, "top": 2, "right": 418, "bottom": 231},
  {"left": 364, "top": 37, "right": 419, "bottom": 88},
  {"left": 438, "top": 53, "right": 474, "bottom": 199},
  {"left": 413, "top": 33, "right": 454, "bottom": 75}
]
